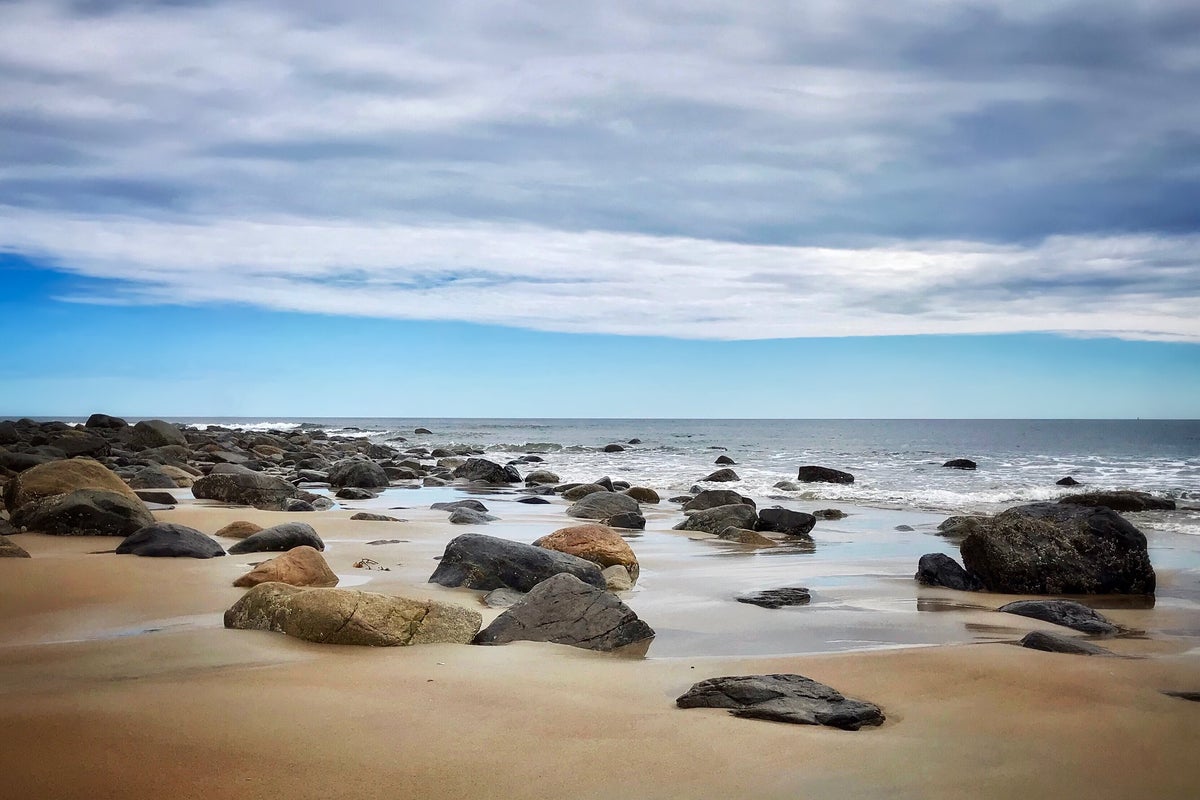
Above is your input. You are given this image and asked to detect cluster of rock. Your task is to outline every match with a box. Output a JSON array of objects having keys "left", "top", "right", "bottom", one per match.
[{"left": 664, "top": 488, "right": 818, "bottom": 548}]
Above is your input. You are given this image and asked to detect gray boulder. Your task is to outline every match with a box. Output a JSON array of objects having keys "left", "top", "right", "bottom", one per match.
[
  {"left": 735, "top": 588, "right": 811, "bottom": 609},
  {"left": 605, "top": 511, "right": 646, "bottom": 530},
  {"left": 47, "top": 430, "right": 110, "bottom": 458},
  {"left": 452, "top": 458, "right": 520, "bottom": 484},
  {"left": 915, "top": 553, "right": 982, "bottom": 591},
  {"left": 674, "top": 503, "right": 758, "bottom": 534},
  {"left": 1019, "top": 631, "right": 1114, "bottom": 656},
  {"left": 448, "top": 507, "right": 498, "bottom": 524},
  {"left": 328, "top": 459, "right": 389, "bottom": 489},
  {"left": 228, "top": 522, "right": 324, "bottom": 554},
  {"left": 684, "top": 489, "right": 754, "bottom": 512},
  {"left": 191, "top": 471, "right": 300, "bottom": 510},
  {"left": 10, "top": 489, "right": 154, "bottom": 537},
  {"left": 85, "top": 413, "right": 127, "bottom": 429},
  {"left": 755, "top": 506, "right": 816, "bottom": 537},
  {"left": 335, "top": 487, "right": 377, "bottom": 500},
  {"left": 561, "top": 483, "right": 609, "bottom": 501},
  {"left": 566, "top": 491, "right": 639, "bottom": 520},
  {"left": 127, "top": 466, "right": 178, "bottom": 489},
  {"left": 428, "top": 533, "right": 605, "bottom": 592},
  {"left": 676, "top": 674, "right": 885, "bottom": 730},
  {"left": 131, "top": 419, "right": 188, "bottom": 449},
  {"left": 702, "top": 468, "right": 740, "bottom": 482},
  {"left": 431, "top": 499, "right": 489, "bottom": 513},
  {"left": 1058, "top": 491, "right": 1175, "bottom": 512},
  {"left": 116, "top": 522, "right": 225, "bottom": 558},
  {"left": 796, "top": 465, "right": 854, "bottom": 484},
  {"left": 998, "top": 599, "right": 1119, "bottom": 634}
]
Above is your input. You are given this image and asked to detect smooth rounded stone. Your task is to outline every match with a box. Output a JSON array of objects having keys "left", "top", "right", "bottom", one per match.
[
  {"left": 702, "top": 468, "right": 740, "bottom": 482},
  {"left": 796, "top": 465, "right": 855, "bottom": 484},
  {"left": 224, "top": 583, "right": 481, "bottom": 646},
  {"left": 474, "top": 573, "right": 654, "bottom": 653},
  {"left": 428, "top": 533, "right": 606, "bottom": 592},
  {"left": 116, "top": 522, "right": 225, "bottom": 558},
  {"left": 593, "top": 477, "right": 615, "bottom": 491},
  {"left": 234, "top": 545, "right": 338, "bottom": 588},
  {"left": 895, "top": 524, "right": 915, "bottom": 531},
  {"left": 328, "top": 459, "right": 390, "bottom": 489},
  {"left": 516, "top": 496, "right": 551, "bottom": 505},
  {"left": 675, "top": 503, "right": 758, "bottom": 535},
  {"left": 1019, "top": 630, "right": 1115, "bottom": 656},
  {"left": 130, "top": 419, "right": 188, "bottom": 449},
  {"left": 627, "top": 438, "right": 641, "bottom": 444},
  {"left": 683, "top": 489, "right": 754, "bottom": 513},
  {"left": 282, "top": 498, "right": 316, "bottom": 512},
  {"left": 942, "top": 458, "right": 977, "bottom": 470},
  {"left": 1056, "top": 476, "right": 1080, "bottom": 486},
  {"left": 335, "top": 487, "right": 378, "bottom": 500},
  {"left": 718, "top": 527, "right": 778, "bottom": 547},
  {"left": 561, "top": 483, "right": 609, "bottom": 502},
  {"left": 736, "top": 587, "right": 811, "bottom": 608},
  {"left": 85, "top": 413, "right": 127, "bottom": 429},
  {"left": 414, "top": 427, "right": 433, "bottom": 434},
  {"left": 134, "top": 490, "right": 176, "bottom": 505},
  {"left": 915, "top": 553, "right": 982, "bottom": 591},
  {"left": 998, "top": 599, "right": 1119, "bottom": 634},
  {"left": 127, "top": 466, "right": 177, "bottom": 490},
  {"left": 773, "top": 480, "right": 801, "bottom": 491},
  {"left": 228, "top": 522, "right": 324, "bottom": 554},
  {"left": 534, "top": 523, "right": 640, "bottom": 583},
  {"left": 676, "top": 674, "right": 885, "bottom": 730},
  {"left": 524, "top": 470, "right": 561, "bottom": 485},
  {"left": 936, "top": 515, "right": 988, "bottom": 539},
  {"left": 215, "top": 520, "right": 263, "bottom": 539},
  {"left": 623, "top": 486, "right": 660, "bottom": 504},
  {"left": 452, "top": 457, "right": 520, "bottom": 484},
  {"left": 431, "top": 499, "right": 489, "bottom": 513},
  {"left": 191, "top": 471, "right": 300, "bottom": 510},
  {"left": 384, "top": 466, "right": 420, "bottom": 481},
  {"left": 755, "top": 507, "right": 816, "bottom": 538},
  {"left": 0, "top": 535, "right": 31, "bottom": 558},
  {"left": 813, "top": 508, "right": 847, "bottom": 520},
  {"left": 351, "top": 512, "right": 406, "bottom": 522},
  {"left": 4, "top": 457, "right": 141, "bottom": 510},
  {"left": 423, "top": 477, "right": 449, "bottom": 487},
  {"left": 960, "top": 503, "right": 1155, "bottom": 595},
  {"left": 482, "top": 588, "right": 526, "bottom": 608},
  {"left": 605, "top": 511, "right": 646, "bottom": 530},
  {"left": 448, "top": 507, "right": 499, "bottom": 524},
  {"left": 566, "top": 491, "right": 640, "bottom": 521},
  {"left": 11, "top": 489, "right": 154, "bottom": 537},
  {"left": 714, "top": 455, "right": 736, "bottom": 465},
  {"left": 47, "top": 429, "right": 110, "bottom": 458},
  {"left": 602, "top": 444, "right": 625, "bottom": 453},
  {"left": 1058, "top": 491, "right": 1175, "bottom": 512},
  {"left": 602, "top": 565, "right": 633, "bottom": 591}
]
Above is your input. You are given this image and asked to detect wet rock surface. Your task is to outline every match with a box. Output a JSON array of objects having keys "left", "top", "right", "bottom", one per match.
[{"left": 676, "top": 674, "right": 885, "bottom": 730}]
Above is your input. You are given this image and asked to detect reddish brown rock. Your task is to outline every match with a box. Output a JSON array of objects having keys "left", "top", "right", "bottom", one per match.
[
  {"left": 215, "top": 520, "right": 264, "bottom": 539},
  {"left": 534, "top": 523, "right": 640, "bottom": 583},
  {"left": 233, "top": 545, "right": 339, "bottom": 588}
]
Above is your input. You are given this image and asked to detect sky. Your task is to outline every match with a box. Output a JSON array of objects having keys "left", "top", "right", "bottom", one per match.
[{"left": 1, "top": 0, "right": 1198, "bottom": 418}]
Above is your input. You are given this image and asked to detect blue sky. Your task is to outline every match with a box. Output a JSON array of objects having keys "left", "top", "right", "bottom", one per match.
[{"left": 1, "top": 1, "right": 1198, "bottom": 417}]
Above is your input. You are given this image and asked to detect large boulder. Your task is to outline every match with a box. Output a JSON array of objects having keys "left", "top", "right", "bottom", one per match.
[
  {"left": 191, "top": 471, "right": 300, "bottom": 510},
  {"left": 127, "top": 466, "right": 178, "bottom": 489},
  {"left": 701, "top": 468, "right": 740, "bottom": 482},
  {"left": 796, "top": 465, "right": 854, "bottom": 484},
  {"left": 224, "top": 583, "right": 481, "bottom": 646},
  {"left": 676, "top": 674, "right": 885, "bottom": 730},
  {"left": 565, "top": 491, "right": 640, "bottom": 521},
  {"left": 214, "top": 520, "right": 263, "bottom": 539},
  {"left": 474, "top": 573, "right": 654, "bottom": 652},
  {"left": 85, "top": 413, "right": 127, "bottom": 429},
  {"left": 755, "top": 507, "right": 816, "bottom": 538},
  {"left": 11, "top": 489, "right": 154, "bottom": 537},
  {"left": 942, "top": 459, "right": 977, "bottom": 470},
  {"left": 233, "top": 546, "right": 338, "bottom": 588},
  {"left": 960, "top": 503, "right": 1155, "bottom": 595},
  {"left": 46, "top": 430, "right": 110, "bottom": 458},
  {"left": 228, "top": 522, "right": 324, "bottom": 554},
  {"left": 131, "top": 419, "right": 188, "bottom": 449},
  {"left": 936, "top": 515, "right": 988, "bottom": 539},
  {"left": 524, "top": 470, "right": 561, "bottom": 485},
  {"left": 561, "top": 483, "right": 609, "bottom": 501},
  {"left": 1058, "top": 491, "right": 1175, "bottom": 512},
  {"left": 328, "top": 459, "right": 390, "bottom": 489},
  {"left": 4, "top": 457, "right": 140, "bottom": 510},
  {"left": 623, "top": 486, "right": 660, "bottom": 504},
  {"left": 915, "top": 553, "right": 982, "bottom": 591},
  {"left": 997, "top": 599, "right": 1119, "bottom": 635},
  {"left": 0, "top": 535, "right": 30, "bottom": 558},
  {"left": 674, "top": 503, "right": 758, "bottom": 535},
  {"left": 115, "top": 523, "right": 225, "bottom": 558},
  {"left": 534, "top": 524, "right": 640, "bottom": 583},
  {"left": 428, "top": 533, "right": 606, "bottom": 592},
  {"left": 683, "top": 489, "right": 753, "bottom": 512},
  {"left": 452, "top": 458, "right": 520, "bottom": 484}
]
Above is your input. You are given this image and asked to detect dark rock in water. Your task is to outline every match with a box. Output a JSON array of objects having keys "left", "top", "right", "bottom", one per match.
[
  {"left": 448, "top": 507, "right": 498, "bottom": 524},
  {"left": 668, "top": 495, "right": 694, "bottom": 504},
  {"left": 715, "top": 455, "right": 736, "bottom": 465},
  {"left": 116, "top": 522, "right": 225, "bottom": 558},
  {"left": 414, "top": 427, "right": 433, "bottom": 434},
  {"left": 675, "top": 503, "right": 758, "bottom": 534},
  {"left": 895, "top": 524, "right": 915, "bottom": 531},
  {"left": 0, "top": 535, "right": 31, "bottom": 558},
  {"left": 960, "top": 503, "right": 1155, "bottom": 595},
  {"left": 676, "top": 674, "right": 885, "bottom": 730},
  {"left": 336, "top": 487, "right": 377, "bottom": 500},
  {"left": 736, "top": 588, "right": 811, "bottom": 609},
  {"left": 452, "top": 458, "right": 520, "bottom": 484},
  {"left": 684, "top": 489, "right": 754, "bottom": 512},
  {"left": 431, "top": 499, "right": 489, "bottom": 513},
  {"left": 131, "top": 419, "right": 187, "bottom": 449},
  {"left": 429, "top": 533, "right": 605, "bottom": 592},
  {"left": 602, "top": 444, "right": 625, "bottom": 453},
  {"left": 85, "top": 413, "right": 127, "bottom": 429},
  {"left": 1056, "top": 476, "right": 1080, "bottom": 486},
  {"left": 192, "top": 472, "right": 299, "bottom": 510},
  {"left": 562, "top": 483, "right": 609, "bottom": 502},
  {"left": 796, "top": 465, "right": 855, "bottom": 484},
  {"left": 1019, "top": 631, "right": 1114, "bottom": 656},
  {"left": 593, "top": 476, "right": 616, "bottom": 491},
  {"left": 474, "top": 573, "right": 654, "bottom": 652},
  {"left": 1161, "top": 690, "right": 1200, "bottom": 702},
  {"left": 128, "top": 466, "right": 178, "bottom": 490},
  {"left": 482, "top": 588, "right": 526, "bottom": 608},
  {"left": 11, "top": 489, "right": 154, "bottom": 537},
  {"left": 134, "top": 490, "right": 176, "bottom": 505},
  {"left": 328, "top": 459, "right": 389, "bottom": 489},
  {"left": 915, "top": 553, "right": 982, "bottom": 591},
  {"left": 516, "top": 496, "right": 551, "bottom": 504},
  {"left": 605, "top": 511, "right": 645, "bottom": 530},
  {"left": 229, "top": 522, "right": 324, "bottom": 554},
  {"left": 702, "top": 468, "right": 740, "bottom": 482},
  {"left": 352, "top": 513, "right": 405, "bottom": 522},
  {"left": 813, "top": 508, "right": 847, "bottom": 520},
  {"left": 942, "top": 458, "right": 977, "bottom": 470},
  {"left": 282, "top": 498, "right": 316, "bottom": 512},
  {"left": 566, "top": 491, "right": 639, "bottom": 521},
  {"left": 998, "top": 599, "right": 1119, "bottom": 634},
  {"left": 627, "top": 438, "right": 641, "bottom": 445},
  {"left": 1058, "top": 491, "right": 1175, "bottom": 512},
  {"left": 936, "top": 515, "right": 988, "bottom": 539},
  {"left": 755, "top": 507, "right": 816, "bottom": 538}
]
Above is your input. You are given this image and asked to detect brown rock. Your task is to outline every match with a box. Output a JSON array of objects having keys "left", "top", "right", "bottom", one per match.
[
  {"left": 717, "top": 527, "right": 778, "bottom": 547},
  {"left": 0, "top": 534, "right": 31, "bottom": 558},
  {"left": 623, "top": 486, "right": 660, "bottom": 504},
  {"left": 215, "top": 520, "right": 264, "bottom": 539},
  {"left": 533, "top": 523, "right": 640, "bottom": 583},
  {"left": 4, "top": 457, "right": 140, "bottom": 511},
  {"left": 233, "top": 545, "right": 339, "bottom": 588}
]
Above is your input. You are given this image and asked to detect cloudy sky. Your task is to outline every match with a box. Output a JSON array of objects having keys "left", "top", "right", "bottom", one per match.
[{"left": 1, "top": 0, "right": 1198, "bottom": 417}]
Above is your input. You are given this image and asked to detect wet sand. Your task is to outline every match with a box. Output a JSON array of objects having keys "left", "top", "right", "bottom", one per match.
[{"left": 2, "top": 498, "right": 1199, "bottom": 799}]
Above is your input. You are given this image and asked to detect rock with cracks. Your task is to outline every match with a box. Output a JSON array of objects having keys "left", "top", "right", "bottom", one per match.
[{"left": 676, "top": 674, "right": 885, "bottom": 730}]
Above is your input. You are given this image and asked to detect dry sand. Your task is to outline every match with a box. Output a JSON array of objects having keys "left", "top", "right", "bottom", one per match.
[{"left": 2, "top": 504, "right": 1198, "bottom": 799}]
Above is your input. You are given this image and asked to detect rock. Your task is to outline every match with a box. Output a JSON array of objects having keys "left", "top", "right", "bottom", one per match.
[
  {"left": 1058, "top": 491, "right": 1175, "bottom": 512},
  {"left": 429, "top": 533, "right": 606, "bottom": 592},
  {"left": 191, "top": 471, "right": 300, "bottom": 510},
  {"left": 134, "top": 490, "right": 176, "bottom": 505},
  {"left": 131, "top": 419, "right": 188, "bottom": 449},
  {"left": 566, "top": 491, "right": 640, "bottom": 521},
  {"left": 915, "top": 553, "right": 982, "bottom": 591},
  {"left": 735, "top": 588, "right": 811, "bottom": 608},
  {"left": 474, "top": 573, "right": 654, "bottom": 653},
  {"left": 627, "top": 438, "right": 641, "bottom": 445},
  {"left": 224, "top": 583, "right": 481, "bottom": 646},
  {"left": 683, "top": 490, "right": 754, "bottom": 512},
  {"left": 414, "top": 427, "right": 433, "bottom": 434},
  {"left": 997, "top": 599, "right": 1119, "bottom": 634},
  {"left": 351, "top": 512, "right": 405, "bottom": 522},
  {"left": 11, "top": 489, "right": 154, "bottom": 537},
  {"left": 452, "top": 458, "right": 520, "bottom": 484},
  {"left": 796, "top": 465, "right": 854, "bottom": 484},
  {"left": 431, "top": 500, "right": 489, "bottom": 513},
  {"left": 4, "top": 457, "right": 141, "bottom": 510},
  {"left": 593, "top": 477, "right": 616, "bottom": 491},
  {"left": 623, "top": 486, "right": 660, "bottom": 504},
  {"left": 516, "top": 496, "right": 551, "bottom": 504},
  {"left": 448, "top": 507, "right": 498, "bottom": 524},
  {"left": 702, "top": 468, "right": 740, "bottom": 482},
  {"left": 215, "top": 520, "right": 263, "bottom": 539},
  {"left": 1019, "top": 631, "right": 1114, "bottom": 656},
  {"left": 297, "top": 469, "right": 330, "bottom": 483},
  {"left": 715, "top": 455, "right": 736, "bottom": 465},
  {"left": 0, "top": 452, "right": 54, "bottom": 472},
  {"left": 813, "top": 508, "right": 846, "bottom": 520},
  {"left": 942, "top": 458, "right": 977, "bottom": 470},
  {"left": 668, "top": 495, "right": 694, "bottom": 504},
  {"left": 128, "top": 466, "right": 178, "bottom": 490},
  {"left": 482, "top": 588, "right": 526, "bottom": 608},
  {"left": 228, "top": 522, "right": 324, "bottom": 554},
  {"left": 936, "top": 515, "right": 988, "bottom": 538},
  {"left": 85, "top": 413, "right": 127, "bottom": 429},
  {"left": 114, "top": 522, "right": 225, "bottom": 558},
  {"left": 328, "top": 459, "right": 390, "bottom": 489},
  {"left": 534, "top": 523, "right": 640, "bottom": 582},
  {"left": 335, "top": 487, "right": 378, "bottom": 500},
  {"left": 894, "top": 524, "right": 915, "bottom": 531},
  {"left": 233, "top": 545, "right": 338, "bottom": 588},
  {"left": 0, "top": 420, "right": 18, "bottom": 444},
  {"left": 158, "top": 465, "right": 198, "bottom": 488},
  {"left": 675, "top": 503, "right": 758, "bottom": 534},
  {"left": 602, "top": 565, "right": 633, "bottom": 591},
  {"left": 602, "top": 444, "right": 625, "bottom": 453},
  {"left": 0, "top": 535, "right": 31, "bottom": 558},
  {"left": 1160, "top": 691, "right": 1200, "bottom": 702},
  {"left": 676, "top": 674, "right": 885, "bottom": 730},
  {"left": 561, "top": 483, "right": 608, "bottom": 501},
  {"left": 717, "top": 527, "right": 777, "bottom": 547},
  {"left": 605, "top": 511, "right": 645, "bottom": 530},
  {"left": 282, "top": 498, "right": 316, "bottom": 512},
  {"left": 524, "top": 470, "right": 561, "bottom": 485},
  {"left": 773, "top": 480, "right": 800, "bottom": 491},
  {"left": 1056, "top": 476, "right": 1080, "bottom": 486},
  {"left": 755, "top": 507, "right": 816, "bottom": 538},
  {"left": 47, "top": 429, "right": 110, "bottom": 458},
  {"left": 960, "top": 503, "right": 1155, "bottom": 594}
]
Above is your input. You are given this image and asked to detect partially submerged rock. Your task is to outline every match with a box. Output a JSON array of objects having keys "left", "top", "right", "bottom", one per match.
[
  {"left": 942, "top": 458, "right": 977, "bottom": 470},
  {"left": 1058, "top": 491, "right": 1175, "bottom": 512},
  {"left": 452, "top": 458, "right": 520, "bottom": 484},
  {"left": 796, "top": 465, "right": 854, "bottom": 484},
  {"left": 676, "top": 674, "right": 885, "bottom": 730},
  {"left": 115, "top": 522, "right": 226, "bottom": 558},
  {"left": 328, "top": 459, "right": 389, "bottom": 489},
  {"left": 915, "top": 553, "right": 982, "bottom": 591},
  {"left": 534, "top": 523, "right": 640, "bottom": 583},
  {"left": 755, "top": 506, "right": 816, "bottom": 538},
  {"left": 675, "top": 503, "right": 758, "bottom": 535},
  {"left": 702, "top": 468, "right": 740, "bottom": 482},
  {"left": 448, "top": 507, "right": 498, "bottom": 524},
  {"left": 1019, "top": 630, "right": 1114, "bottom": 656},
  {"left": 736, "top": 588, "right": 811, "bottom": 608},
  {"left": 718, "top": 527, "right": 778, "bottom": 547},
  {"left": 228, "top": 522, "right": 324, "bottom": 554},
  {"left": 566, "top": 491, "right": 639, "bottom": 521},
  {"left": 350, "top": 512, "right": 405, "bottom": 522},
  {"left": 998, "top": 599, "right": 1119, "bottom": 635},
  {"left": 683, "top": 489, "right": 753, "bottom": 512},
  {"left": 429, "top": 533, "right": 606, "bottom": 592},
  {"left": 233, "top": 545, "right": 338, "bottom": 588}
]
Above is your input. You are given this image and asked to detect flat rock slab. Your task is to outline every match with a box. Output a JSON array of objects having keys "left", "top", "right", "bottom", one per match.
[
  {"left": 351, "top": 513, "right": 406, "bottom": 522},
  {"left": 736, "top": 588, "right": 811, "bottom": 609},
  {"left": 677, "top": 674, "right": 885, "bottom": 730},
  {"left": 1058, "top": 491, "right": 1175, "bottom": 512},
  {"left": 431, "top": 500, "right": 489, "bottom": 512},
  {"left": 448, "top": 507, "right": 499, "bottom": 524},
  {"left": 1019, "top": 630, "right": 1115, "bottom": 656},
  {"left": 998, "top": 599, "right": 1119, "bottom": 634}
]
